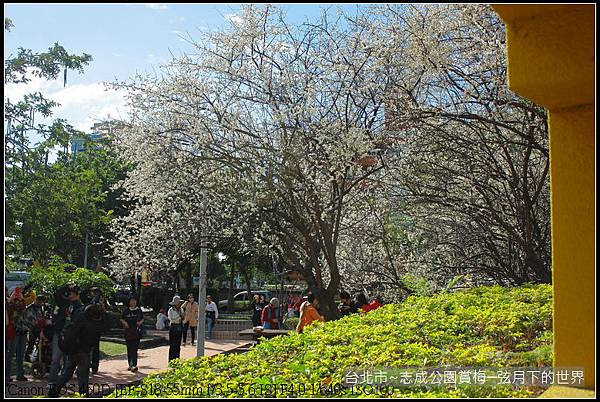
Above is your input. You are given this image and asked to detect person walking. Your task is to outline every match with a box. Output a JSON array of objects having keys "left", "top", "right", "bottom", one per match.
[
  {"left": 48, "top": 284, "right": 82, "bottom": 390},
  {"left": 87, "top": 287, "right": 106, "bottom": 374},
  {"left": 250, "top": 294, "right": 264, "bottom": 327},
  {"left": 296, "top": 294, "right": 325, "bottom": 334},
  {"left": 167, "top": 295, "right": 184, "bottom": 362},
  {"left": 47, "top": 304, "right": 105, "bottom": 397},
  {"left": 205, "top": 295, "right": 219, "bottom": 339},
  {"left": 261, "top": 298, "right": 281, "bottom": 329},
  {"left": 181, "top": 294, "right": 199, "bottom": 346},
  {"left": 120, "top": 296, "right": 144, "bottom": 372}
]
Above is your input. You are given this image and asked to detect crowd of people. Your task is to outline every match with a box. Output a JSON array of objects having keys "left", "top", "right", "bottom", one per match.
[
  {"left": 5, "top": 283, "right": 381, "bottom": 397},
  {"left": 247, "top": 290, "right": 383, "bottom": 333},
  {"left": 5, "top": 283, "right": 107, "bottom": 397},
  {"left": 152, "top": 293, "right": 220, "bottom": 364},
  {"left": 5, "top": 285, "right": 222, "bottom": 396}
]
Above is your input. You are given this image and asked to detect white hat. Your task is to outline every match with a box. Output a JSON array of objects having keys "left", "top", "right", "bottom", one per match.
[
  {"left": 169, "top": 295, "right": 182, "bottom": 306},
  {"left": 270, "top": 297, "right": 279, "bottom": 308}
]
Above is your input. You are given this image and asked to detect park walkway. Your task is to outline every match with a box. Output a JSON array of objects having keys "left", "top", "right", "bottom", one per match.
[{"left": 4, "top": 339, "right": 248, "bottom": 398}]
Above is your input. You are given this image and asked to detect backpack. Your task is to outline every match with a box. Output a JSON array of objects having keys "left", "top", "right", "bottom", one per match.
[
  {"left": 58, "top": 304, "right": 85, "bottom": 355},
  {"left": 58, "top": 318, "right": 82, "bottom": 355}
]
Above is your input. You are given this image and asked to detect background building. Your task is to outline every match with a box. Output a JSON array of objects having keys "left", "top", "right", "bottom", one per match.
[{"left": 71, "top": 119, "right": 124, "bottom": 154}]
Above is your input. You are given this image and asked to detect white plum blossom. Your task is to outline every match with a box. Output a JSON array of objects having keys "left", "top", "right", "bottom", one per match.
[{"left": 109, "top": 4, "right": 550, "bottom": 314}]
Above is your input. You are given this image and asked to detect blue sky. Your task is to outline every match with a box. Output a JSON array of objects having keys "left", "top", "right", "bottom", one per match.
[{"left": 4, "top": 3, "right": 363, "bottom": 134}]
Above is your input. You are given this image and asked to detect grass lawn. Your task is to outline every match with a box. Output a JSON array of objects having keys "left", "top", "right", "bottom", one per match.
[{"left": 99, "top": 341, "right": 127, "bottom": 358}]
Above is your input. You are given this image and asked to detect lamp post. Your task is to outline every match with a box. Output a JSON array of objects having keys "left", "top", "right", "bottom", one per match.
[{"left": 196, "top": 238, "right": 208, "bottom": 357}]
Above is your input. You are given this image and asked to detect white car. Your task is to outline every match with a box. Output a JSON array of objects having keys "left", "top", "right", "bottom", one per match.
[
  {"left": 218, "top": 290, "right": 271, "bottom": 310},
  {"left": 5, "top": 271, "right": 31, "bottom": 293}
]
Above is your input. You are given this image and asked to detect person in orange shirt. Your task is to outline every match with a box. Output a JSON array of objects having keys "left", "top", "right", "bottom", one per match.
[{"left": 296, "top": 294, "right": 325, "bottom": 334}]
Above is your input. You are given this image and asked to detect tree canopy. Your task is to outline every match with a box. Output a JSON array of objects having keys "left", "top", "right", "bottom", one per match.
[{"left": 109, "top": 4, "right": 551, "bottom": 315}]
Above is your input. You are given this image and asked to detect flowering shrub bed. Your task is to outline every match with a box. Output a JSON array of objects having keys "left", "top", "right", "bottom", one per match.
[{"left": 110, "top": 284, "right": 552, "bottom": 398}]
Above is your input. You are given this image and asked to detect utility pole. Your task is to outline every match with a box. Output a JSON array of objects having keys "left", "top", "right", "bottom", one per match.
[{"left": 196, "top": 238, "right": 208, "bottom": 357}]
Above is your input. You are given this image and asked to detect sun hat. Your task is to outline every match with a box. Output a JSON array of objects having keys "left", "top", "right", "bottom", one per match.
[{"left": 169, "top": 295, "right": 183, "bottom": 306}]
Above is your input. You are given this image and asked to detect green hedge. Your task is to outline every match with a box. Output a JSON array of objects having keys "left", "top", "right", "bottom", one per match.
[{"left": 109, "top": 284, "right": 552, "bottom": 398}]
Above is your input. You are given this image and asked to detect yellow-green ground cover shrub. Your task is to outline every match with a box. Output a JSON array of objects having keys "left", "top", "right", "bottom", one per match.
[{"left": 110, "top": 284, "right": 552, "bottom": 398}]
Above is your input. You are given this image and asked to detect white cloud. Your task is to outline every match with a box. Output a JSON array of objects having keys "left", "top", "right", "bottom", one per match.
[
  {"left": 4, "top": 73, "right": 129, "bottom": 135},
  {"left": 49, "top": 83, "right": 129, "bottom": 131},
  {"left": 144, "top": 4, "right": 168, "bottom": 10},
  {"left": 225, "top": 13, "right": 244, "bottom": 26},
  {"left": 145, "top": 53, "right": 164, "bottom": 65},
  {"left": 4, "top": 72, "right": 56, "bottom": 102}
]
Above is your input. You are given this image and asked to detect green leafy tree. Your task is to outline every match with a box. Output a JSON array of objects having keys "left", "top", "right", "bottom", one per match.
[
  {"left": 9, "top": 135, "right": 129, "bottom": 266},
  {"left": 25, "top": 255, "right": 115, "bottom": 307},
  {"left": 4, "top": 18, "right": 93, "bottom": 170},
  {"left": 5, "top": 19, "right": 129, "bottom": 268}
]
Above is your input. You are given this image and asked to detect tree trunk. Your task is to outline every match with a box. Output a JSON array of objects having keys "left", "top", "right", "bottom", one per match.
[
  {"left": 185, "top": 262, "right": 193, "bottom": 293},
  {"left": 242, "top": 267, "right": 252, "bottom": 312},
  {"left": 302, "top": 267, "right": 340, "bottom": 321},
  {"left": 130, "top": 275, "right": 136, "bottom": 296}
]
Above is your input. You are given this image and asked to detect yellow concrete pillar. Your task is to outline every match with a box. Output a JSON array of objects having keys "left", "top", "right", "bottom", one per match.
[
  {"left": 493, "top": 4, "right": 595, "bottom": 390},
  {"left": 548, "top": 105, "right": 595, "bottom": 388}
]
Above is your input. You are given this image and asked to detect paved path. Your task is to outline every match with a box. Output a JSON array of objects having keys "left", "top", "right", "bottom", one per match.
[{"left": 5, "top": 340, "right": 248, "bottom": 398}]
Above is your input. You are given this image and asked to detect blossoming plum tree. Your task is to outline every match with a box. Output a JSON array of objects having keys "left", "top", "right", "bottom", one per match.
[
  {"left": 109, "top": 5, "right": 400, "bottom": 319},
  {"left": 110, "top": 4, "right": 551, "bottom": 315}
]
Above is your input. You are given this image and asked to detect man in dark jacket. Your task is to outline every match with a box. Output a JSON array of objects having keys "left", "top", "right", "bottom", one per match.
[
  {"left": 48, "top": 302, "right": 105, "bottom": 397},
  {"left": 48, "top": 284, "right": 82, "bottom": 387},
  {"left": 86, "top": 287, "right": 106, "bottom": 374}
]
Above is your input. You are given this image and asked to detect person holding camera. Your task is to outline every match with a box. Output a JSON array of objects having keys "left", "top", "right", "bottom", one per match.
[{"left": 47, "top": 303, "right": 105, "bottom": 397}]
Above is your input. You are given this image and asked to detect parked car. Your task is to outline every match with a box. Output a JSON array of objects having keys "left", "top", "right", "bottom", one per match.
[
  {"left": 218, "top": 290, "right": 271, "bottom": 311},
  {"left": 5, "top": 271, "right": 31, "bottom": 293}
]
